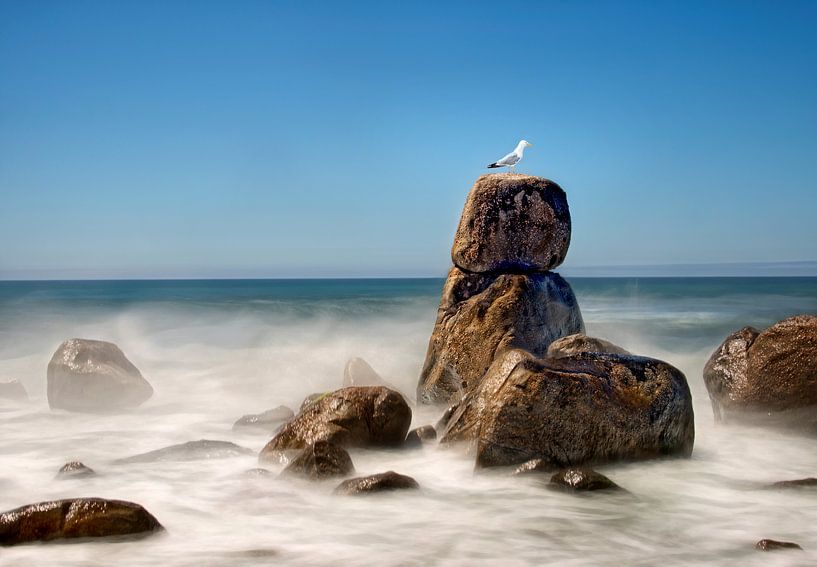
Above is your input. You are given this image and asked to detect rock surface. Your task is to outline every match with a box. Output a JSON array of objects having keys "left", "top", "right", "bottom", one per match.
[
  {"left": 47, "top": 339, "right": 153, "bottom": 413},
  {"left": 259, "top": 387, "right": 412, "bottom": 463},
  {"left": 233, "top": 406, "right": 295, "bottom": 431},
  {"left": 56, "top": 461, "right": 96, "bottom": 479},
  {"left": 281, "top": 441, "right": 354, "bottom": 480},
  {"left": 404, "top": 425, "right": 437, "bottom": 448},
  {"left": 767, "top": 478, "right": 817, "bottom": 489},
  {"left": 0, "top": 379, "right": 28, "bottom": 401},
  {"left": 115, "top": 440, "right": 254, "bottom": 464},
  {"left": 417, "top": 268, "right": 584, "bottom": 404},
  {"left": 0, "top": 498, "right": 163, "bottom": 546},
  {"left": 451, "top": 174, "right": 571, "bottom": 273},
  {"left": 442, "top": 350, "right": 695, "bottom": 468},
  {"left": 755, "top": 539, "right": 803, "bottom": 552},
  {"left": 334, "top": 471, "right": 419, "bottom": 495},
  {"left": 512, "top": 459, "right": 557, "bottom": 476},
  {"left": 704, "top": 315, "right": 817, "bottom": 429},
  {"left": 343, "top": 358, "right": 388, "bottom": 387},
  {"left": 549, "top": 468, "right": 620, "bottom": 491},
  {"left": 547, "top": 334, "right": 631, "bottom": 359}
]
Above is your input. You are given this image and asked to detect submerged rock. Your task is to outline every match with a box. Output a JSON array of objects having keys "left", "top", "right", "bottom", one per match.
[
  {"left": 334, "top": 471, "right": 419, "bottom": 495},
  {"left": 755, "top": 539, "right": 803, "bottom": 552},
  {"left": 0, "top": 498, "right": 163, "bottom": 546},
  {"left": 47, "top": 339, "right": 153, "bottom": 413},
  {"left": 260, "top": 387, "right": 411, "bottom": 463},
  {"left": 547, "top": 334, "right": 631, "bottom": 359},
  {"left": 442, "top": 349, "right": 694, "bottom": 468},
  {"left": 704, "top": 315, "right": 817, "bottom": 430},
  {"left": 766, "top": 478, "right": 817, "bottom": 490},
  {"left": 451, "top": 174, "right": 571, "bottom": 273},
  {"left": 549, "top": 468, "right": 620, "bottom": 492},
  {"left": 404, "top": 425, "right": 437, "bottom": 448},
  {"left": 115, "top": 440, "right": 254, "bottom": 464},
  {"left": 232, "top": 406, "right": 295, "bottom": 432},
  {"left": 0, "top": 379, "right": 28, "bottom": 401},
  {"left": 281, "top": 441, "right": 354, "bottom": 480},
  {"left": 56, "top": 461, "right": 96, "bottom": 479},
  {"left": 243, "top": 468, "right": 273, "bottom": 478},
  {"left": 343, "top": 358, "right": 388, "bottom": 387},
  {"left": 417, "top": 268, "right": 584, "bottom": 404}
]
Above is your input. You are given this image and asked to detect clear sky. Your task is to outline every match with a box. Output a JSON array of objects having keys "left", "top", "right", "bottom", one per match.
[{"left": 1, "top": 0, "right": 815, "bottom": 278}]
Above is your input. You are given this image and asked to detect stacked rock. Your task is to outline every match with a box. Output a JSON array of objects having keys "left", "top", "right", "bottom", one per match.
[{"left": 417, "top": 173, "right": 695, "bottom": 468}]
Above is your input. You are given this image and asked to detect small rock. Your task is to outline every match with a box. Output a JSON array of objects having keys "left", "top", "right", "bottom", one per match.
[
  {"left": 512, "top": 459, "right": 557, "bottom": 476},
  {"left": 755, "top": 539, "right": 803, "bottom": 552},
  {"left": 549, "top": 468, "right": 620, "bottom": 492},
  {"left": 767, "top": 478, "right": 817, "bottom": 489},
  {"left": 334, "top": 471, "right": 419, "bottom": 495},
  {"left": 404, "top": 425, "right": 437, "bottom": 448},
  {"left": 56, "top": 461, "right": 96, "bottom": 479},
  {"left": 0, "top": 498, "right": 163, "bottom": 546},
  {"left": 232, "top": 406, "right": 295, "bottom": 431},
  {"left": 0, "top": 380, "right": 28, "bottom": 401},
  {"left": 281, "top": 441, "right": 354, "bottom": 480},
  {"left": 115, "top": 440, "right": 254, "bottom": 464}
]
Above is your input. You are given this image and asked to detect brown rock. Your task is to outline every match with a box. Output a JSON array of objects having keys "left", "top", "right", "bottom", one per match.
[
  {"left": 232, "top": 406, "right": 295, "bottom": 431},
  {"left": 299, "top": 392, "right": 329, "bottom": 413},
  {"left": 334, "top": 471, "right": 419, "bottom": 495},
  {"left": 451, "top": 174, "right": 571, "bottom": 273},
  {"left": 0, "top": 498, "right": 163, "bottom": 546},
  {"left": 549, "top": 468, "right": 620, "bottom": 491},
  {"left": 704, "top": 315, "right": 817, "bottom": 429},
  {"left": 441, "top": 349, "right": 694, "bottom": 468},
  {"left": 281, "top": 441, "right": 354, "bottom": 480},
  {"left": 767, "top": 478, "right": 817, "bottom": 489},
  {"left": 0, "top": 380, "right": 28, "bottom": 401},
  {"left": 512, "top": 459, "right": 557, "bottom": 476},
  {"left": 56, "top": 461, "right": 96, "bottom": 479},
  {"left": 547, "top": 334, "right": 631, "bottom": 359},
  {"left": 47, "top": 339, "right": 153, "bottom": 413},
  {"left": 404, "top": 425, "right": 437, "bottom": 448},
  {"left": 755, "top": 539, "right": 803, "bottom": 552},
  {"left": 417, "top": 268, "right": 584, "bottom": 405},
  {"left": 259, "top": 386, "right": 412, "bottom": 463}
]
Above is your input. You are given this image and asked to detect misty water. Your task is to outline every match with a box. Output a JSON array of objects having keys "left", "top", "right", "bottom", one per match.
[{"left": 1, "top": 277, "right": 816, "bottom": 566}]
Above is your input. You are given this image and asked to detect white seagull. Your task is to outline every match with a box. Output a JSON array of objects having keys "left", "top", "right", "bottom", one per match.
[{"left": 487, "top": 140, "right": 533, "bottom": 172}]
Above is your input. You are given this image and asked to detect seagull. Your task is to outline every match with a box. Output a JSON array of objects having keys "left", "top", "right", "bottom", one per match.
[{"left": 487, "top": 140, "right": 533, "bottom": 172}]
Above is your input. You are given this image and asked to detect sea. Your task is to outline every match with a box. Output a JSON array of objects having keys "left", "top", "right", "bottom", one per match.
[{"left": 1, "top": 277, "right": 816, "bottom": 566}]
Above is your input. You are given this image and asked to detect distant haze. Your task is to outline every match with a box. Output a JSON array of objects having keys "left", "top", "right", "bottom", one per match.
[{"left": 1, "top": 1, "right": 816, "bottom": 279}]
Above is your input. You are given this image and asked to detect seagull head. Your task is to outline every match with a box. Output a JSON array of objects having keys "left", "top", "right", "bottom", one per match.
[{"left": 519, "top": 140, "right": 533, "bottom": 148}]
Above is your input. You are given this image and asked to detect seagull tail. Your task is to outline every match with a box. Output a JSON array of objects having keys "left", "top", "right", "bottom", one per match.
[{"left": 487, "top": 163, "right": 500, "bottom": 168}]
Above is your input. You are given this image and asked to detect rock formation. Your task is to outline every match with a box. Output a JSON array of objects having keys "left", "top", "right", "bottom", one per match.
[
  {"left": 703, "top": 315, "right": 817, "bottom": 430},
  {"left": 259, "top": 386, "right": 411, "bottom": 463},
  {"left": 333, "top": 471, "right": 419, "bottom": 495},
  {"left": 547, "top": 333, "right": 631, "bottom": 358},
  {"left": 47, "top": 339, "right": 153, "bottom": 412},
  {"left": 0, "top": 498, "right": 163, "bottom": 546},
  {"left": 56, "top": 461, "right": 96, "bottom": 479}
]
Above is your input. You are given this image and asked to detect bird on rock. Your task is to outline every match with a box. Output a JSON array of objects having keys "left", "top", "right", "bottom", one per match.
[{"left": 487, "top": 140, "right": 532, "bottom": 172}]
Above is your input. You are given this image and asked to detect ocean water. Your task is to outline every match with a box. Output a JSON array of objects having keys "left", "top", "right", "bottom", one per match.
[{"left": 0, "top": 277, "right": 816, "bottom": 566}]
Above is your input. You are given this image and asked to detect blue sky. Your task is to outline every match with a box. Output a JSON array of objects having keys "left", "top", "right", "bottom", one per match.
[{"left": 1, "top": 0, "right": 815, "bottom": 278}]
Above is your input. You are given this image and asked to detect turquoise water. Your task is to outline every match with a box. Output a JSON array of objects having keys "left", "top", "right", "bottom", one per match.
[{"left": 0, "top": 277, "right": 815, "bottom": 565}]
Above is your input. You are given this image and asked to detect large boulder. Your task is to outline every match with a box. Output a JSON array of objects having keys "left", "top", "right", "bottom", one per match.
[
  {"left": 547, "top": 334, "right": 631, "bottom": 358},
  {"left": 0, "top": 498, "right": 163, "bottom": 546},
  {"left": 259, "top": 386, "right": 412, "bottom": 462},
  {"left": 441, "top": 349, "right": 694, "bottom": 468},
  {"left": 417, "top": 268, "right": 584, "bottom": 404},
  {"left": 703, "top": 315, "right": 817, "bottom": 429},
  {"left": 47, "top": 339, "right": 153, "bottom": 413},
  {"left": 451, "top": 174, "right": 571, "bottom": 273}
]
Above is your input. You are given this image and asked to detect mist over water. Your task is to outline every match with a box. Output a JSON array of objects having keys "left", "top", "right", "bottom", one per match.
[{"left": 1, "top": 277, "right": 816, "bottom": 566}]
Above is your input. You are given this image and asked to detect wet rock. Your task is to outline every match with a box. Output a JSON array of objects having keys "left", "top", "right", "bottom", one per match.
[
  {"left": 755, "top": 539, "right": 803, "bottom": 552},
  {"left": 547, "top": 334, "right": 630, "bottom": 359},
  {"left": 115, "top": 439, "right": 254, "bottom": 464},
  {"left": 549, "top": 468, "right": 620, "bottom": 491},
  {"left": 299, "top": 392, "right": 329, "bottom": 413},
  {"left": 767, "top": 478, "right": 817, "bottom": 489},
  {"left": 260, "top": 387, "right": 411, "bottom": 463},
  {"left": 451, "top": 174, "right": 571, "bottom": 273},
  {"left": 47, "top": 339, "right": 153, "bottom": 413},
  {"left": 512, "top": 459, "right": 557, "bottom": 476},
  {"left": 404, "top": 425, "right": 437, "bottom": 448},
  {"left": 281, "top": 441, "right": 354, "bottom": 480},
  {"left": 232, "top": 405, "right": 295, "bottom": 431},
  {"left": 0, "top": 379, "right": 28, "bottom": 401},
  {"left": 0, "top": 498, "right": 163, "bottom": 546},
  {"left": 334, "top": 471, "right": 419, "bottom": 495},
  {"left": 56, "top": 461, "right": 96, "bottom": 479},
  {"left": 442, "top": 349, "right": 694, "bottom": 468},
  {"left": 417, "top": 268, "right": 584, "bottom": 405},
  {"left": 704, "top": 315, "right": 817, "bottom": 430}
]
